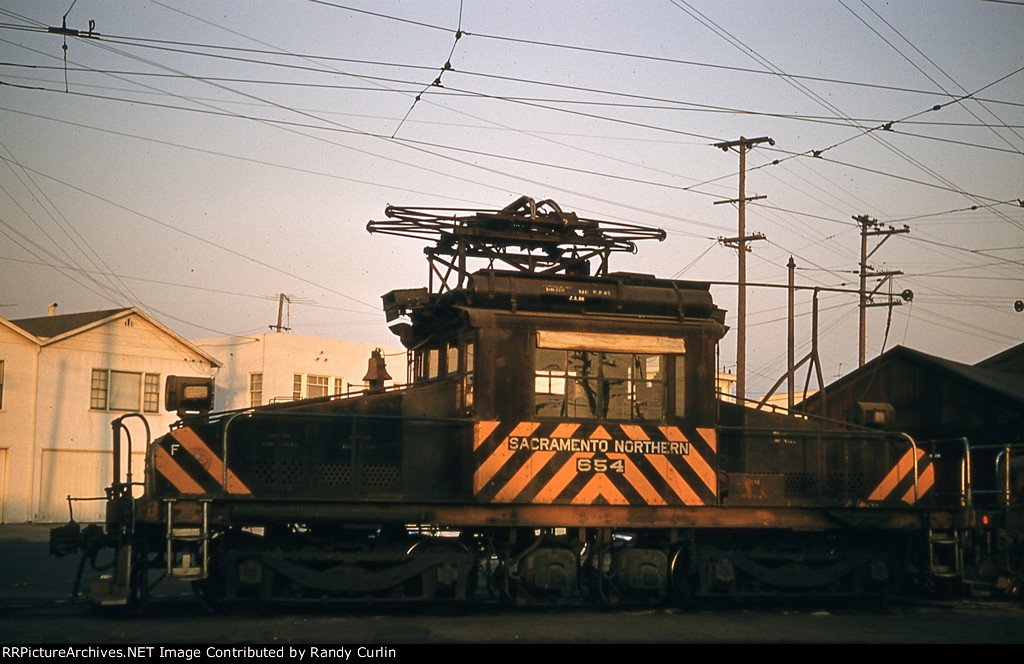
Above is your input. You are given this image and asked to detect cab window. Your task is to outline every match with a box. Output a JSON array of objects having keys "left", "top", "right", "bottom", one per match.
[{"left": 534, "top": 349, "right": 675, "bottom": 421}]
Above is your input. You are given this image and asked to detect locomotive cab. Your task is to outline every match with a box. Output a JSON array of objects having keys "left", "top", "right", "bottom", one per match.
[{"left": 392, "top": 270, "right": 725, "bottom": 427}]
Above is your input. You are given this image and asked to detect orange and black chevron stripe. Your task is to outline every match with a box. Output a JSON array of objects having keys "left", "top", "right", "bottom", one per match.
[
  {"left": 152, "top": 426, "right": 252, "bottom": 496},
  {"left": 473, "top": 420, "right": 719, "bottom": 506},
  {"left": 868, "top": 446, "right": 934, "bottom": 504}
]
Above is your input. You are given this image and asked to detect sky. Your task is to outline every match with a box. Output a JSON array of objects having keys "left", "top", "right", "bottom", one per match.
[{"left": 1, "top": 0, "right": 1022, "bottom": 398}]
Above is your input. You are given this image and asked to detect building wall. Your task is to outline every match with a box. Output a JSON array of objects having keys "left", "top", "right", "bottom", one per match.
[
  {"left": 0, "top": 326, "right": 39, "bottom": 523},
  {"left": 193, "top": 333, "right": 407, "bottom": 411},
  {"left": 1, "top": 313, "right": 217, "bottom": 523}
]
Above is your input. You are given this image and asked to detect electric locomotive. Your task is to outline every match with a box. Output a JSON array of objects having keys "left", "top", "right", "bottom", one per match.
[{"left": 51, "top": 197, "right": 1020, "bottom": 606}]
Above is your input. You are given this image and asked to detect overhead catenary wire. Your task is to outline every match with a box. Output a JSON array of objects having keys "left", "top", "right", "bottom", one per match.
[{"left": 0, "top": 3, "right": 1019, "bottom": 388}]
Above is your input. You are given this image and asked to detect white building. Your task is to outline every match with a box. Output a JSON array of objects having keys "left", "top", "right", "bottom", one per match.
[
  {"left": 0, "top": 307, "right": 219, "bottom": 523},
  {"left": 192, "top": 332, "right": 407, "bottom": 410}
]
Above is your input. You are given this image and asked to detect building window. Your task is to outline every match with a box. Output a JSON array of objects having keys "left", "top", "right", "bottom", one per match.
[
  {"left": 0, "top": 359, "right": 4, "bottom": 409},
  {"left": 249, "top": 373, "right": 263, "bottom": 407},
  {"left": 307, "top": 374, "right": 329, "bottom": 398},
  {"left": 290, "top": 373, "right": 344, "bottom": 400},
  {"left": 144, "top": 373, "right": 160, "bottom": 412},
  {"left": 91, "top": 369, "right": 160, "bottom": 413}
]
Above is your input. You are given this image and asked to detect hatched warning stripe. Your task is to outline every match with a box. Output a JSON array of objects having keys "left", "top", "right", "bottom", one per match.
[
  {"left": 154, "top": 427, "right": 252, "bottom": 495},
  {"left": 868, "top": 446, "right": 934, "bottom": 504},
  {"left": 473, "top": 421, "right": 718, "bottom": 506}
]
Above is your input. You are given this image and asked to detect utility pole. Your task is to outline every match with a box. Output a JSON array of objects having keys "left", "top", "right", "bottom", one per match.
[
  {"left": 714, "top": 136, "right": 773, "bottom": 405},
  {"left": 787, "top": 256, "right": 795, "bottom": 412},
  {"left": 270, "top": 293, "right": 291, "bottom": 333},
  {"left": 854, "top": 215, "right": 910, "bottom": 366}
]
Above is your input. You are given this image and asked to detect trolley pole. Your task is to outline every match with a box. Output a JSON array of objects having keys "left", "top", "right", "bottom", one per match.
[{"left": 714, "top": 136, "right": 773, "bottom": 405}]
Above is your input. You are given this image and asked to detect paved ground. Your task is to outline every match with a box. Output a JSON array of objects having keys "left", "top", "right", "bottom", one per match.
[
  {"left": 0, "top": 523, "right": 52, "bottom": 541},
  {"left": 0, "top": 523, "right": 101, "bottom": 603}
]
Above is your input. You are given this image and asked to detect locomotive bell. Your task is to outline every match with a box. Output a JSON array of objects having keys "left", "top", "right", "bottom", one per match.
[{"left": 363, "top": 348, "right": 392, "bottom": 391}]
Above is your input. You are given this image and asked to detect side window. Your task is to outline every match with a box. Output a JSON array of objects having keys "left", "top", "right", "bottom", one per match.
[
  {"left": 634, "top": 354, "right": 665, "bottom": 420},
  {"left": 427, "top": 348, "right": 440, "bottom": 380},
  {"left": 535, "top": 348, "right": 568, "bottom": 417},
  {"left": 566, "top": 351, "right": 596, "bottom": 418},
  {"left": 463, "top": 340, "right": 475, "bottom": 408},
  {"left": 674, "top": 356, "right": 686, "bottom": 418},
  {"left": 413, "top": 347, "right": 442, "bottom": 383},
  {"left": 414, "top": 349, "right": 430, "bottom": 382},
  {"left": 446, "top": 343, "right": 459, "bottom": 376}
]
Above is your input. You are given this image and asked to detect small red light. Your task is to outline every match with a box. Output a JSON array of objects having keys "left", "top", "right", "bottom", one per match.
[{"left": 982, "top": 514, "right": 990, "bottom": 526}]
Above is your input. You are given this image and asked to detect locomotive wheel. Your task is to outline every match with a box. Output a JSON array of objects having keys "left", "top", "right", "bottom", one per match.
[
  {"left": 192, "top": 540, "right": 230, "bottom": 612},
  {"left": 192, "top": 572, "right": 226, "bottom": 613},
  {"left": 403, "top": 537, "right": 477, "bottom": 600},
  {"left": 669, "top": 544, "right": 698, "bottom": 609},
  {"left": 579, "top": 544, "right": 621, "bottom": 605},
  {"left": 192, "top": 530, "right": 272, "bottom": 611}
]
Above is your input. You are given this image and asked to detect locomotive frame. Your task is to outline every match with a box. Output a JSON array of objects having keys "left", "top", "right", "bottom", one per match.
[{"left": 51, "top": 197, "right": 1023, "bottom": 607}]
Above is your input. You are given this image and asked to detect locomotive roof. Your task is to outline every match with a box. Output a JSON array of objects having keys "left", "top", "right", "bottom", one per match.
[{"left": 383, "top": 268, "right": 727, "bottom": 350}]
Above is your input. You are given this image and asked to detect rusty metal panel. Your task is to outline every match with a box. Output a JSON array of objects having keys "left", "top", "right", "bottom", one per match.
[{"left": 719, "top": 429, "right": 934, "bottom": 507}]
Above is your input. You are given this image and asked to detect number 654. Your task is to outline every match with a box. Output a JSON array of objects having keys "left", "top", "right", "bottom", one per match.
[{"left": 576, "top": 457, "right": 625, "bottom": 473}]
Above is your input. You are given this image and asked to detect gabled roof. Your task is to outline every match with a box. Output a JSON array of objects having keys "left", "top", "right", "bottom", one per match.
[
  {"left": 976, "top": 341, "right": 1024, "bottom": 375},
  {"left": 9, "top": 308, "right": 129, "bottom": 339},
  {"left": 5, "top": 307, "right": 221, "bottom": 367},
  {"left": 802, "top": 345, "right": 1024, "bottom": 407}
]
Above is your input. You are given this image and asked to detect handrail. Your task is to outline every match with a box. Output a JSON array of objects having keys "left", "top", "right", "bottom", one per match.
[
  {"left": 898, "top": 432, "right": 922, "bottom": 504},
  {"left": 172, "top": 379, "right": 430, "bottom": 427},
  {"left": 956, "top": 442, "right": 1023, "bottom": 507},
  {"left": 220, "top": 410, "right": 254, "bottom": 492},
  {"left": 914, "top": 436, "right": 972, "bottom": 508},
  {"left": 110, "top": 412, "right": 150, "bottom": 498}
]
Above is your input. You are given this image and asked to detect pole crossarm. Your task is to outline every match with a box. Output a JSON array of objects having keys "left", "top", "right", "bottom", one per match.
[{"left": 713, "top": 136, "right": 775, "bottom": 151}]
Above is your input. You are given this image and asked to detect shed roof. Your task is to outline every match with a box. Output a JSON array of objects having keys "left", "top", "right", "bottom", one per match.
[{"left": 801, "top": 345, "right": 1024, "bottom": 408}]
